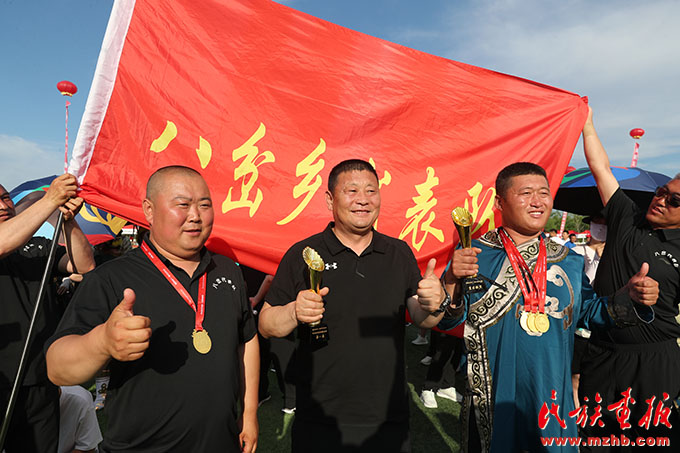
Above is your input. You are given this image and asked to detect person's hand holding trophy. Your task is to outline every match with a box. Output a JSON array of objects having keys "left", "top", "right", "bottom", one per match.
[
  {"left": 296, "top": 246, "right": 330, "bottom": 344},
  {"left": 449, "top": 207, "right": 486, "bottom": 294}
]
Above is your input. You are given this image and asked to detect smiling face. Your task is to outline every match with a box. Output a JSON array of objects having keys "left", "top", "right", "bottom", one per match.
[
  {"left": 646, "top": 179, "right": 680, "bottom": 229},
  {"left": 325, "top": 170, "right": 380, "bottom": 237},
  {"left": 0, "top": 185, "right": 16, "bottom": 224},
  {"left": 495, "top": 174, "right": 553, "bottom": 244},
  {"left": 143, "top": 170, "right": 214, "bottom": 262}
]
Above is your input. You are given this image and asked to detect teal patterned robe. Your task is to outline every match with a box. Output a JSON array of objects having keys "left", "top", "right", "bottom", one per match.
[{"left": 440, "top": 230, "right": 646, "bottom": 453}]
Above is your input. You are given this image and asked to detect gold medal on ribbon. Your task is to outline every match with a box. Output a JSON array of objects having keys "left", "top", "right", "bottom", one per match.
[
  {"left": 192, "top": 329, "right": 212, "bottom": 354},
  {"left": 534, "top": 313, "right": 550, "bottom": 333},
  {"left": 526, "top": 312, "right": 538, "bottom": 333}
]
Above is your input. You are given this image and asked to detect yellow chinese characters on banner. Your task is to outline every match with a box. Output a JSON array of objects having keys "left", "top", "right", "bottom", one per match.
[
  {"left": 222, "top": 123, "right": 276, "bottom": 217},
  {"left": 399, "top": 166, "right": 444, "bottom": 251},
  {"left": 463, "top": 182, "right": 496, "bottom": 235},
  {"left": 150, "top": 121, "right": 213, "bottom": 169},
  {"left": 277, "top": 139, "right": 326, "bottom": 225}
]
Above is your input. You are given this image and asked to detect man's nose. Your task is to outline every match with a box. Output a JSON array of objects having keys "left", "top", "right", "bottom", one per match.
[{"left": 187, "top": 204, "right": 201, "bottom": 221}]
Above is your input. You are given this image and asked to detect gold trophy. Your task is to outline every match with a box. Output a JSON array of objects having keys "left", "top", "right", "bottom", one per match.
[
  {"left": 302, "top": 246, "right": 329, "bottom": 344},
  {"left": 451, "top": 207, "right": 486, "bottom": 295}
]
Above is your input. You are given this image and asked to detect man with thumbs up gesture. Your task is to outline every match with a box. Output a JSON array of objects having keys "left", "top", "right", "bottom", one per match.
[
  {"left": 46, "top": 166, "right": 259, "bottom": 453},
  {"left": 259, "top": 159, "right": 450, "bottom": 453},
  {"left": 575, "top": 106, "right": 680, "bottom": 451},
  {"left": 439, "top": 161, "right": 659, "bottom": 453}
]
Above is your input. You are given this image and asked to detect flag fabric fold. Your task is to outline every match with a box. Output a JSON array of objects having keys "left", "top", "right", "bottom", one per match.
[{"left": 71, "top": 0, "right": 587, "bottom": 275}]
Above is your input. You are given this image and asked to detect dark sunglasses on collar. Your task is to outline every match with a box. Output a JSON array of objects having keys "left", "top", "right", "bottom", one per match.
[{"left": 654, "top": 186, "right": 680, "bottom": 208}]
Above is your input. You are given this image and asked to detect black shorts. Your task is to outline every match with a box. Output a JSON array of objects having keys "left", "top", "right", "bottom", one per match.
[{"left": 0, "top": 383, "right": 59, "bottom": 453}]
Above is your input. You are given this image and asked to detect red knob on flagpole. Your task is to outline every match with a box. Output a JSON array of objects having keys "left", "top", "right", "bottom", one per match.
[
  {"left": 629, "top": 128, "right": 645, "bottom": 139},
  {"left": 57, "top": 80, "right": 78, "bottom": 97}
]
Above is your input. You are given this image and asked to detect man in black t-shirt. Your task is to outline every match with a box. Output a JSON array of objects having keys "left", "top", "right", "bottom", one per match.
[
  {"left": 46, "top": 166, "right": 259, "bottom": 453},
  {"left": 1, "top": 174, "right": 95, "bottom": 453},
  {"left": 580, "top": 107, "right": 680, "bottom": 450},
  {"left": 259, "top": 159, "right": 455, "bottom": 453}
]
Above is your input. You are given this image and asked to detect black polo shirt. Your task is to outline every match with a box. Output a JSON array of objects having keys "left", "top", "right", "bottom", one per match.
[
  {"left": 47, "top": 243, "right": 256, "bottom": 452},
  {"left": 592, "top": 188, "right": 680, "bottom": 343},
  {"left": 267, "top": 222, "right": 422, "bottom": 427},
  {"left": 1, "top": 237, "right": 65, "bottom": 389}
]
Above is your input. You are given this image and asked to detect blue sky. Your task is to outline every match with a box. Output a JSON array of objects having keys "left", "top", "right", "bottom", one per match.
[{"left": 1, "top": 0, "right": 679, "bottom": 192}]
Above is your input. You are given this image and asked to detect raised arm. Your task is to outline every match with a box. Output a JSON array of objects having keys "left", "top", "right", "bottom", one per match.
[
  {"left": 0, "top": 174, "right": 79, "bottom": 258},
  {"left": 47, "top": 289, "right": 151, "bottom": 385},
  {"left": 582, "top": 106, "right": 620, "bottom": 207},
  {"left": 58, "top": 197, "right": 95, "bottom": 274}
]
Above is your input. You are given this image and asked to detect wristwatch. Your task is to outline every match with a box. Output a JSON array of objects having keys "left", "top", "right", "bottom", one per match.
[{"left": 430, "top": 285, "right": 452, "bottom": 315}]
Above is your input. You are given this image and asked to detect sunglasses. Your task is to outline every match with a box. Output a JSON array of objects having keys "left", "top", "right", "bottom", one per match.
[{"left": 654, "top": 186, "right": 680, "bottom": 208}]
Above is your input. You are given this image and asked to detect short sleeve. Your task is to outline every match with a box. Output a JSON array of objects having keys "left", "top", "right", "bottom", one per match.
[
  {"left": 266, "top": 244, "right": 307, "bottom": 307},
  {"left": 235, "top": 264, "right": 257, "bottom": 343},
  {"left": 46, "top": 271, "right": 118, "bottom": 350},
  {"left": 603, "top": 188, "right": 641, "bottom": 242},
  {"left": 397, "top": 240, "right": 422, "bottom": 298}
]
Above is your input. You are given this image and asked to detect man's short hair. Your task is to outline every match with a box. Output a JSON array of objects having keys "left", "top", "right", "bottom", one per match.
[
  {"left": 327, "top": 159, "right": 379, "bottom": 193},
  {"left": 495, "top": 162, "right": 548, "bottom": 198},
  {"left": 146, "top": 165, "right": 203, "bottom": 199},
  {"left": 549, "top": 229, "right": 558, "bottom": 234}
]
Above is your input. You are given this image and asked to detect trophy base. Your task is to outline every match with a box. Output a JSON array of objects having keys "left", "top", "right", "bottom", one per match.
[
  {"left": 463, "top": 276, "right": 486, "bottom": 295},
  {"left": 300, "top": 323, "right": 330, "bottom": 346}
]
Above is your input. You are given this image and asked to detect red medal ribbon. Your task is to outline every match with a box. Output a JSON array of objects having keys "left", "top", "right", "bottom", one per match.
[
  {"left": 498, "top": 229, "right": 547, "bottom": 314},
  {"left": 141, "top": 241, "right": 207, "bottom": 331}
]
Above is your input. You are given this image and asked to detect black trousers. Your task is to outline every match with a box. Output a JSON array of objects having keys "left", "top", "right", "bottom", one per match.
[
  {"left": 578, "top": 339, "right": 680, "bottom": 452},
  {"left": 0, "top": 383, "right": 59, "bottom": 453},
  {"left": 423, "top": 331, "right": 463, "bottom": 392},
  {"left": 292, "top": 418, "right": 410, "bottom": 453}
]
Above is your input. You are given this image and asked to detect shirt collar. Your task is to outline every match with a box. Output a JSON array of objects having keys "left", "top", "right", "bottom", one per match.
[
  {"left": 322, "top": 222, "right": 387, "bottom": 256},
  {"left": 659, "top": 227, "right": 680, "bottom": 242},
  {"left": 143, "top": 239, "right": 212, "bottom": 280}
]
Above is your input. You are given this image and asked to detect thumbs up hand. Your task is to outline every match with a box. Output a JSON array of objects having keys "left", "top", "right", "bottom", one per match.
[
  {"left": 103, "top": 288, "right": 152, "bottom": 361},
  {"left": 626, "top": 262, "right": 659, "bottom": 306},
  {"left": 417, "top": 258, "right": 446, "bottom": 313}
]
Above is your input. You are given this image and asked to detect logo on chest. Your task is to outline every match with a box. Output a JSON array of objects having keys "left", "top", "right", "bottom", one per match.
[
  {"left": 654, "top": 250, "right": 679, "bottom": 269},
  {"left": 212, "top": 276, "right": 237, "bottom": 291},
  {"left": 325, "top": 262, "right": 338, "bottom": 271},
  {"left": 23, "top": 243, "right": 41, "bottom": 253}
]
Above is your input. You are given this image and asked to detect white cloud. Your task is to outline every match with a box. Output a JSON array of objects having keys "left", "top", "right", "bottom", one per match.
[
  {"left": 386, "top": 0, "right": 680, "bottom": 176},
  {"left": 0, "top": 135, "right": 63, "bottom": 192}
]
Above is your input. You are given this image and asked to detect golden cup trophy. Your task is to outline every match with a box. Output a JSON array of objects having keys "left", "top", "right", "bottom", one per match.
[
  {"left": 302, "top": 246, "right": 329, "bottom": 344},
  {"left": 451, "top": 207, "right": 487, "bottom": 295}
]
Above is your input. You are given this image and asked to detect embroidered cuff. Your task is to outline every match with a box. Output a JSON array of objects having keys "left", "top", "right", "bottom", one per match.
[{"left": 606, "top": 287, "right": 655, "bottom": 327}]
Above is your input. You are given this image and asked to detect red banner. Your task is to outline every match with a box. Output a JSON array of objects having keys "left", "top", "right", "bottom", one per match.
[{"left": 71, "top": 0, "right": 588, "bottom": 276}]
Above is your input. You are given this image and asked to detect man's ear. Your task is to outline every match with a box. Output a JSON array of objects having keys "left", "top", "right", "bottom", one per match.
[
  {"left": 494, "top": 194, "right": 503, "bottom": 212},
  {"left": 325, "top": 190, "right": 333, "bottom": 212},
  {"left": 142, "top": 198, "right": 154, "bottom": 226}
]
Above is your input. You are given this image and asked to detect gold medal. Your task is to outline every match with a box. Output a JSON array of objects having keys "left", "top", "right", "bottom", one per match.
[
  {"left": 534, "top": 313, "right": 550, "bottom": 333},
  {"left": 519, "top": 311, "right": 531, "bottom": 333},
  {"left": 192, "top": 329, "right": 212, "bottom": 354},
  {"left": 526, "top": 312, "right": 538, "bottom": 333}
]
